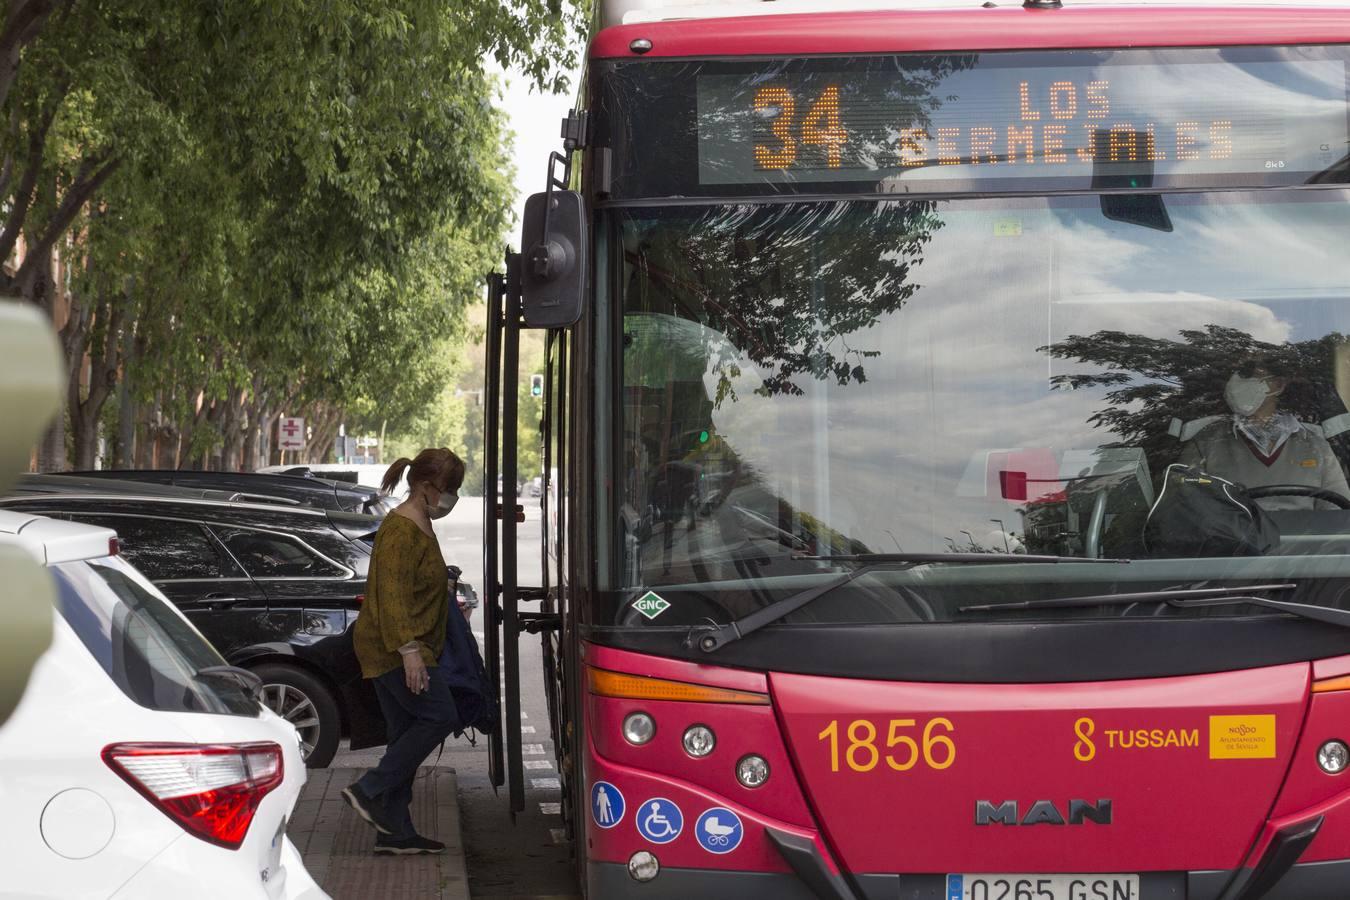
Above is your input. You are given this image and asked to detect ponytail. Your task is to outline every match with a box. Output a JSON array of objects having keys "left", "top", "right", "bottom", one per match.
[
  {"left": 381, "top": 457, "right": 413, "bottom": 495},
  {"left": 382, "top": 448, "right": 466, "bottom": 496}
]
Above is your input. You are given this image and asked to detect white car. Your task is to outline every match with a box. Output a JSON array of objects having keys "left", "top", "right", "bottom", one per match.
[{"left": 0, "top": 510, "right": 328, "bottom": 899}]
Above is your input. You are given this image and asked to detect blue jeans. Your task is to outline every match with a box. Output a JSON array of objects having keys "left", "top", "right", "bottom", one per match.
[{"left": 354, "top": 657, "right": 461, "bottom": 838}]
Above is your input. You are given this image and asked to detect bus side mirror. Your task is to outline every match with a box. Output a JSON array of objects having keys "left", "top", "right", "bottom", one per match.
[{"left": 521, "top": 190, "right": 587, "bottom": 328}]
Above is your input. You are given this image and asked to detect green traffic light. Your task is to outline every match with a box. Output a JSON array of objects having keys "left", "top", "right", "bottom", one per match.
[{"left": 699, "top": 430, "right": 709, "bottom": 444}]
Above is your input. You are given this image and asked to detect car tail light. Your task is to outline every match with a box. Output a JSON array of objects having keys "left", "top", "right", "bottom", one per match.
[
  {"left": 107, "top": 537, "right": 120, "bottom": 556},
  {"left": 102, "top": 742, "right": 284, "bottom": 850}
]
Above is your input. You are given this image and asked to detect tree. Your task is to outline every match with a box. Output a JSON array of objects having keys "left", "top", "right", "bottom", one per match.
[
  {"left": 628, "top": 200, "right": 944, "bottom": 401},
  {"left": 3, "top": 0, "right": 586, "bottom": 470}
]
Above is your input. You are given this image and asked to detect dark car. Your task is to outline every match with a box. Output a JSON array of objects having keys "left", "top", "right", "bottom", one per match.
[
  {"left": 0, "top": 489, "right": 386, "bottom": 768},
  {"left": 58, "top": 469, "right": 396, "bottom": 516}
]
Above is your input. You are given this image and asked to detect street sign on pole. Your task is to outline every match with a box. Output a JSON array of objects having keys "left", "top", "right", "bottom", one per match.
[{"left": 278, "top": 416, "right": 306, "bottom": 452}]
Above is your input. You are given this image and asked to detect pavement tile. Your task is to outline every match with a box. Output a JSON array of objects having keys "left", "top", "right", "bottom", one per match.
[{"left": 291, "top": 767, "right": 469, "bottom": 899}]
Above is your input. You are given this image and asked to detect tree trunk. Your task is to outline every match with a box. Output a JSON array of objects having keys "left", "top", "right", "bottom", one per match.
[
  {"left": 265, "top": 408, "right": 284, "bottom": 466},
  {"left": 116, "top": 355, "right": 136, "bottom": 467},
  {"left": 240, "top": 382, "right": 269, "bottom": 472},
  {"left": 217, "top": 387, "right": 246, "bottom": 471},
  {"left": 25, "top": 240, "right": 65, "bottom": 471},
  {"left": 311, "top": 409, "right": 343, "bottom": 465},
  {"left": 64, "top": 229, "right": 129, "bottom": 472}
]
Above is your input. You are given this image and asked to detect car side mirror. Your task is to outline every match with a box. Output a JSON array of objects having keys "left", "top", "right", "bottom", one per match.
[{"left": 520, "top": 190, "right": 587, "bottom": 328}]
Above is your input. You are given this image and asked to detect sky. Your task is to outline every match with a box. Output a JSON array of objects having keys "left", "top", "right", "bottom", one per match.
[{"left": 495, "top": 53, "right": 586, "bottom": 251}]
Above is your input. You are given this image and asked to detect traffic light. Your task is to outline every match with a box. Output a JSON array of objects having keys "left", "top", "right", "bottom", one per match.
[{"left": 530, "top": 374, "right": 544, "bottom": 397}]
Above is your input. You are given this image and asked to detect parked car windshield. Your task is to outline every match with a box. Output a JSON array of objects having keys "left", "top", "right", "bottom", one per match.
[
  {"left": 54, "top": 556, "right": 259, "bottom": 717},
  {"left": 613, "top": 193, "right": 1350, "bottom": 626}
]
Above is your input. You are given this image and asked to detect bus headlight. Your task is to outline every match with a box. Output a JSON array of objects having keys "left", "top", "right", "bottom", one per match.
[
  {"left": 622, "top": 712, "right": 656, "bottom": 746},
  {"left": 683, "top": 725, "right": 715, "bottom": 758},
  {"left": 737, "top": 754, "right": 770, "bottom": 788},
  {"left": 1318, "top": 740, "right": 1349, "bottom": 774},
  {"left": 628, "top": 850, "right": 659, "bottom": 882}
]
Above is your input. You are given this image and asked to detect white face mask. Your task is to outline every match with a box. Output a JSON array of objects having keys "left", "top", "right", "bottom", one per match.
[
  {"left": 426, "top": 490, "right": 458, "bottom": 520},
  {"left": 1225, "top": 374, "right": 1272, "bottom": 417}
]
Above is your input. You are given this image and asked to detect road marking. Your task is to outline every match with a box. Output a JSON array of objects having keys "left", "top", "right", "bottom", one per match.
[
  {"left": 521, "top": 725, "right": 537, "bottom": 734},
  {"left": 523, "top": 743, "right": 546, "bottom": 755},
  {"left": 540, "top": 802, "right": 561, "bottom": 815},
  {"left": 520, "top": 711, "right": 528, "bottom": 719},
  {"left": 533, "top": 777, "right": 562, "bottom": 789},
  {"left": 524, "top": 760, "right": 553, "bottom": 770}
]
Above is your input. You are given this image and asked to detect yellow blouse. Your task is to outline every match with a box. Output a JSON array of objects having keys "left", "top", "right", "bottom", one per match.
[{"left": 352, "top": 513, "right": 449, "bottom": 679}]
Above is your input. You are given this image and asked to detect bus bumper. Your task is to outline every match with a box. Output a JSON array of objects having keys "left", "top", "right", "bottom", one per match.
[
  {"left": 589, "top": 861, "right": 820, "bottom": 900},
  {"left": 589, "top": 860, "right": 1350, "bottom": 899}
]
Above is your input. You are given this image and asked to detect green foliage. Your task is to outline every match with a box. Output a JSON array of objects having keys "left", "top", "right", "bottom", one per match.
[{"left": 0, "top": 0, "right": 590, "bottom": 469}]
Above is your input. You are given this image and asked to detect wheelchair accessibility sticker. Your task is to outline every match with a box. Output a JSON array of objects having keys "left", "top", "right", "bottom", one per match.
[
  {"left": 694, "top": 807, "right": 743, "bottom": 854},
  {"left": 591, "top": 781, "right": 624, "bottom": 829},
  {"left": 637, "top": 798, "right": 683, "bottom": 844}
]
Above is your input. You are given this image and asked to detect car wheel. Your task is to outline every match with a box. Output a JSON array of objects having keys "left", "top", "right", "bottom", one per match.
[{"left": 252, "top": 663, "right": 341, "bottom": 769}]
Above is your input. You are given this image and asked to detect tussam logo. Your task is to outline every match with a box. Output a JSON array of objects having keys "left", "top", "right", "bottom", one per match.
[{"left": 632, "top": 591, "right": 671, "bottom": 620}]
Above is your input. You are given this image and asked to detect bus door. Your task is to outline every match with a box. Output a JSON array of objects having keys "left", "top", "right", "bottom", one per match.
[
  {"left": 485, "top": 112, "right": 588, "bottom": 820},
  {"left": 485, "top": 280, "right": 581, "bottom": 820},
  {"left": 539, "top": 327, "right": 575, "bottom": 837},
  {"left": 485, "top": 263, "right": 526, "bottom": 816}
]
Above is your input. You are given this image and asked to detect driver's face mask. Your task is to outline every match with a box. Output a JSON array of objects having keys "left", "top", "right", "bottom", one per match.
[{"left": 1225, "top": 373, "right": 1277, "bottom": 417}]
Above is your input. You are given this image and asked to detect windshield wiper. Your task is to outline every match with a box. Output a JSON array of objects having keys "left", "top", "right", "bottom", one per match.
[
  {"left": 793, "top": 552, "right": 1131, "bottom": 565},
  {"left": 961, "top": 583, "right": 1350, "bottom": 630},
  {"left": 685, "top": 553, "right": 1128, "bottom": 653},
  {"left": 196, "top": 664, "right": 263, "bottom": 701},
  {"left": 960, "top": 583, "right": 1297, "bottom": 613}
]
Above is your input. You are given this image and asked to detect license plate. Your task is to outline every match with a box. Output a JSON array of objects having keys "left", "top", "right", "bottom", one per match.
[{"left": 946, "top": 874, "right": 1141, "bottom": 900}]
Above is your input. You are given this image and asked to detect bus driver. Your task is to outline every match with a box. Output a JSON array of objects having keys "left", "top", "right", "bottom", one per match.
[{"left": 1179, "top": 360, "right": 1350, "bottom": 510}]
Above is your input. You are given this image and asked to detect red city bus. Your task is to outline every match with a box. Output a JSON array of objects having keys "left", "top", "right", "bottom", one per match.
[{"left": 484, "top": 2, "right": 1350, "bottom": 897}]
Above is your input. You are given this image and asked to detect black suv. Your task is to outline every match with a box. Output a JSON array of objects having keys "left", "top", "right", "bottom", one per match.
[
  {"left": 0, "top": 490, "right": 384, "bottom": 767},
  {"left": 58, "top": 469, "right": 395, "bottom": 516}
]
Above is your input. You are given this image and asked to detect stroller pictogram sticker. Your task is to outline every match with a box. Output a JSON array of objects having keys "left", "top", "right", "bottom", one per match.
[{"left": 694, "top": 807, "right": 743, "bottom": 854}]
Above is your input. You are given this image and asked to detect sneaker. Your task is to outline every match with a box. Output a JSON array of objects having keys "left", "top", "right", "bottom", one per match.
[
  {"left": 374, "top": 834, "right": 446, "bottom": 855},
  {"left": 341, "top": 783, "right": 396, "bottom": 835}
]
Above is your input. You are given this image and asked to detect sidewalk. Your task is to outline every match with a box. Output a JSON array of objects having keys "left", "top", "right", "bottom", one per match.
[{"left": 289, "top": 767, "right": 470, "bottom": 900}]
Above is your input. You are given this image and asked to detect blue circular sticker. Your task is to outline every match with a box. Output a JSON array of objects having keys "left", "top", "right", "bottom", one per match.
[
  {"left": 591, "top": 781, "right": 624, "bottom": 829},
  {"left": 694, "top": 807, "right": 743, "bottom": 854},
  {"left": 636, "top": 797, "right": 683, "bottom": 845}
]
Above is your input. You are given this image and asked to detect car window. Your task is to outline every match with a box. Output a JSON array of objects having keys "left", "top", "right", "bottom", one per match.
[
  {"left": 214, "top": 527, "right": 347, "bottom": 578},
  {"left": 53, "top": 557, "right": 258, "bottom": 717},
  {"left": 67, "top": 515, "right": 242, "bottom": 581}
]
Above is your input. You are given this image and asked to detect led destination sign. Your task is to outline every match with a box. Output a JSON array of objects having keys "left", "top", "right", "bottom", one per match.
[{"left": 695, "top": 55, "right": 1349, "bottom": 189}]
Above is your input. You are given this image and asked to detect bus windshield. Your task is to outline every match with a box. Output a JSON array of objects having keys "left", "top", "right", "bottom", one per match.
[{"left": 615, "top": 191, "right": 1350, "bottom": 627}]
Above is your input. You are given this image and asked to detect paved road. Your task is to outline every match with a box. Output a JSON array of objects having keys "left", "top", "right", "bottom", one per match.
[{"left": 332, "top": 497, "right": 581, "bottom": 899}]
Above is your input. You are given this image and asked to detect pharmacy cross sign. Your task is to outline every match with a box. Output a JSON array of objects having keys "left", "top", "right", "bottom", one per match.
[
  {"left": 632, "top": 591, "right": 671, "bottom": 620},
  {"left": 278, "top": 417, "right": 306, "bottom": 451}
]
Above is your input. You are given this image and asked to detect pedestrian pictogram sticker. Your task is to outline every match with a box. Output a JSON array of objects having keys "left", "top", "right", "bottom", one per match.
[
  {"left": 591, "top": 781, "right": 624, "bottom": 829},
  {"left": 637, "top": 798, "right": 683, "bottom": 845},
  {"left": 694, "top": 807, "right": 743, "bottom": 854},
  {"left": 632, "top": 591, "right": 671, "bottom": 620}
]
